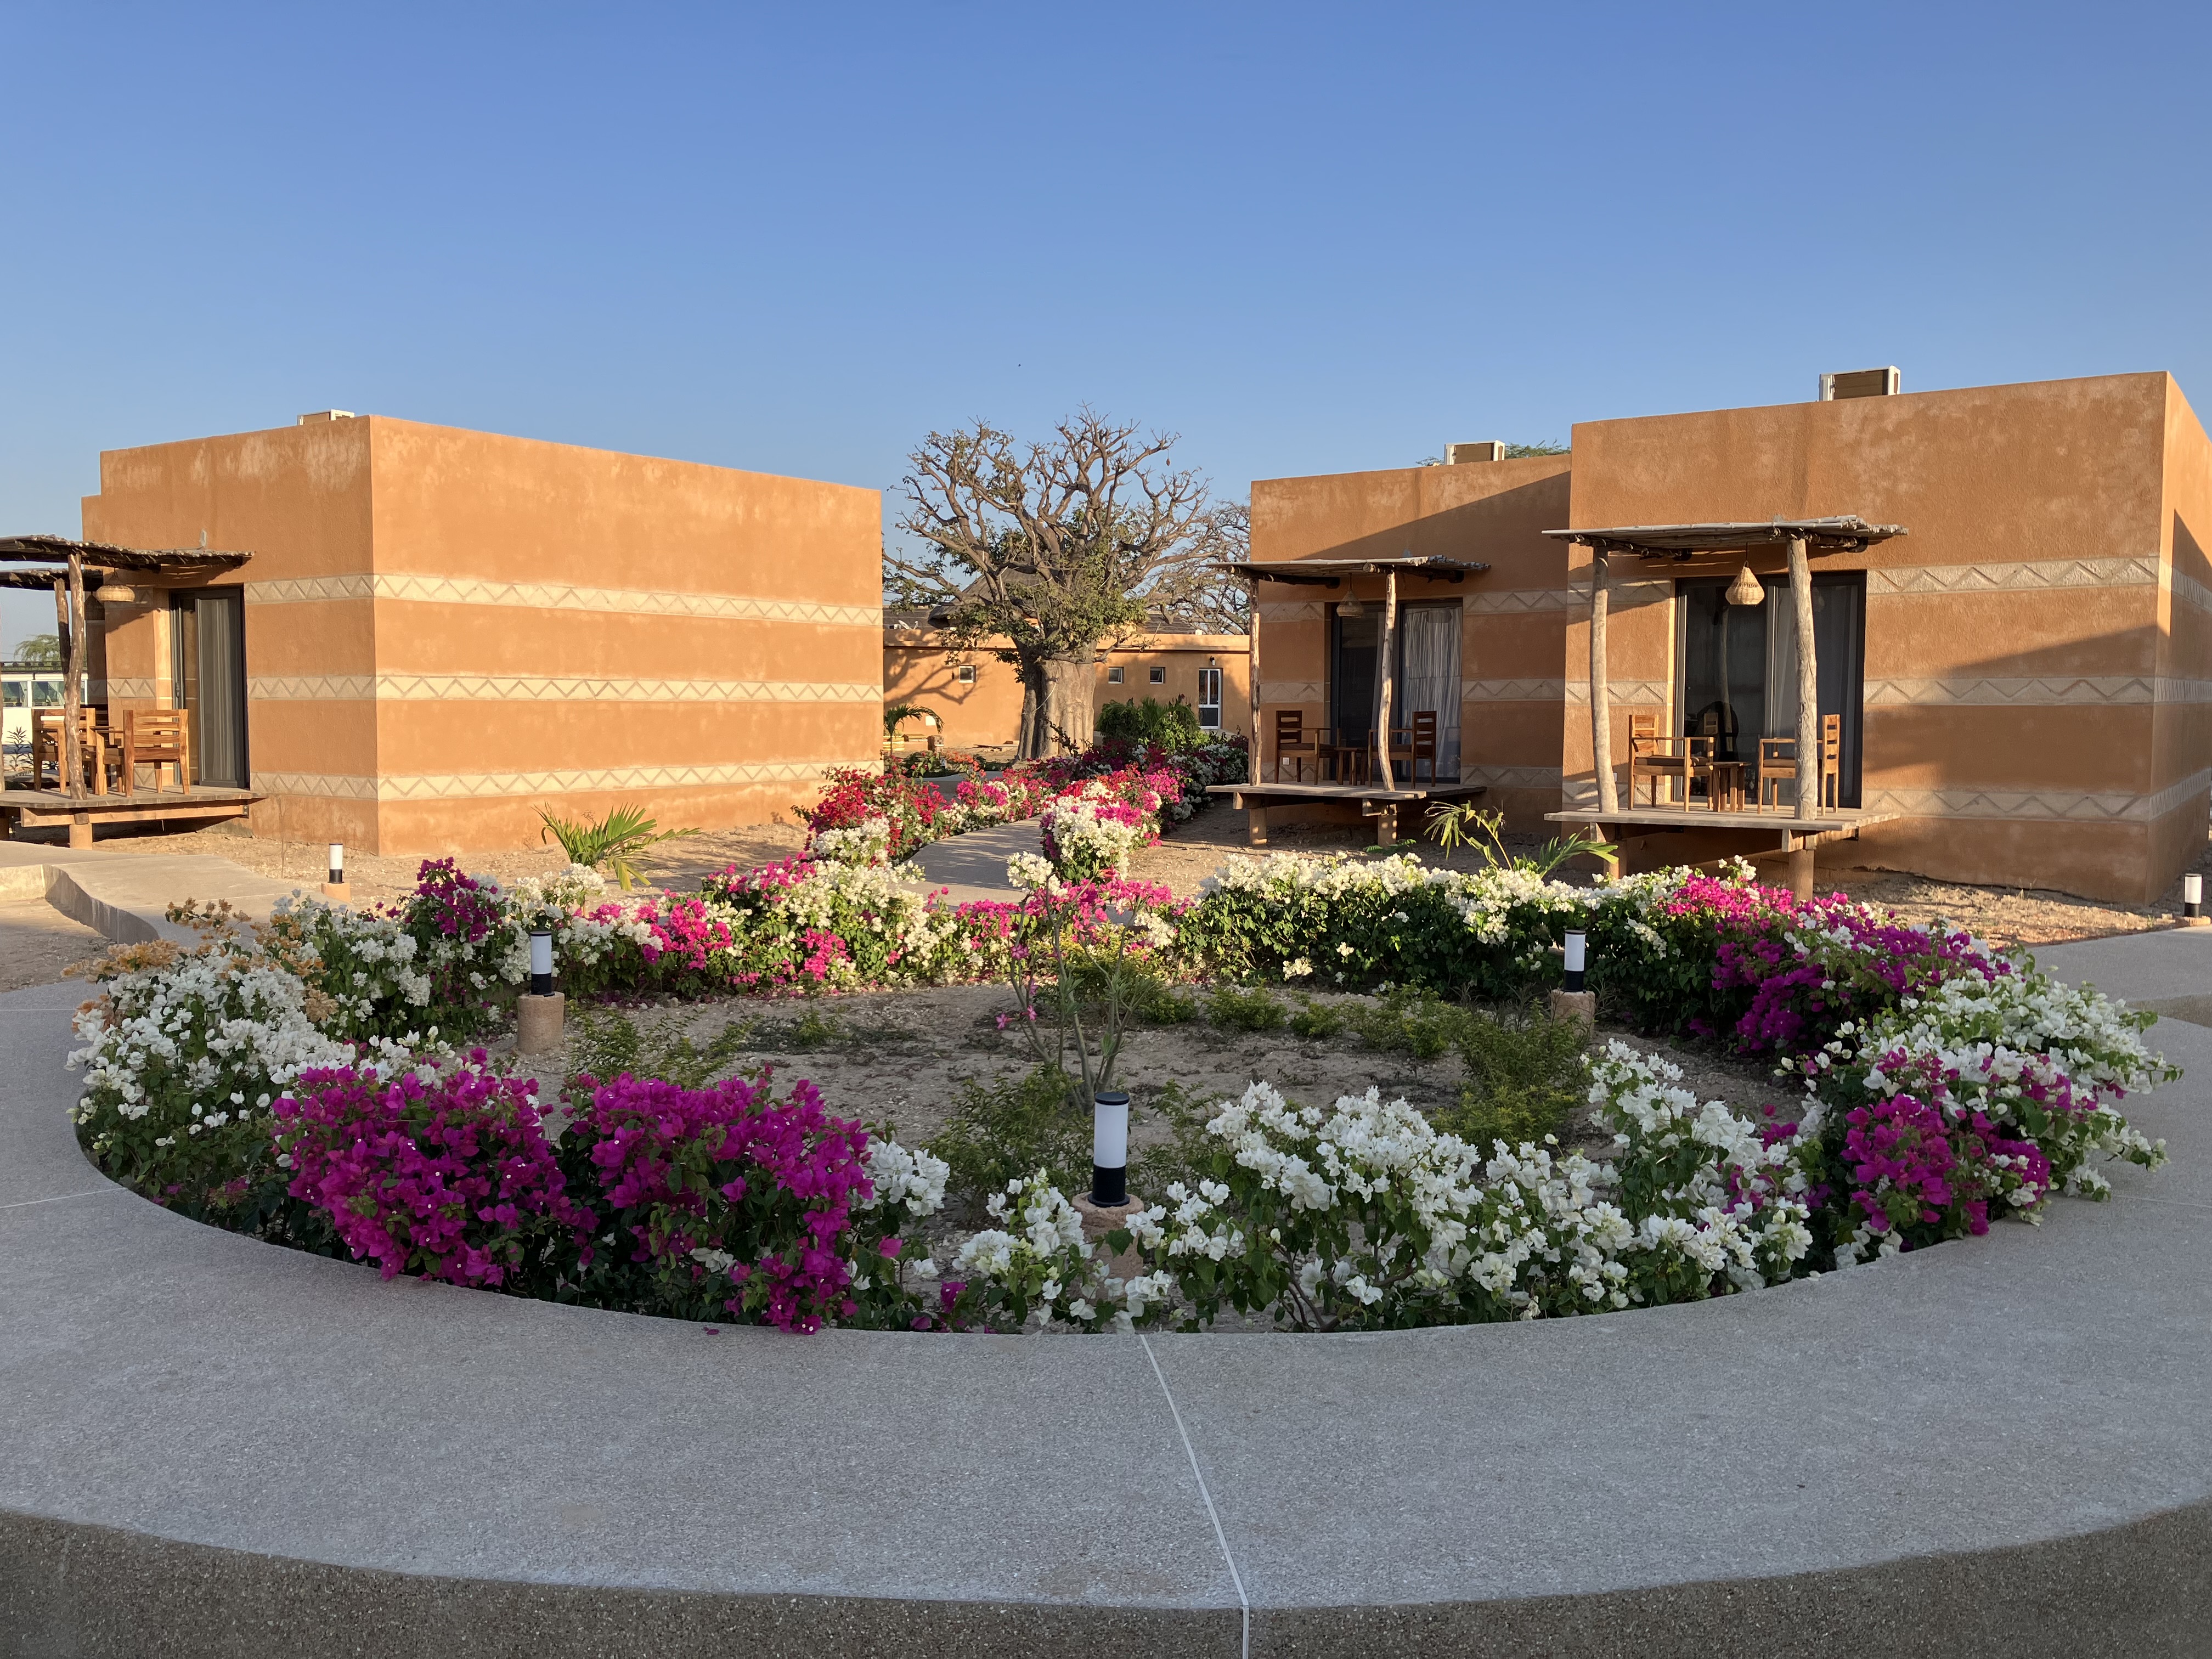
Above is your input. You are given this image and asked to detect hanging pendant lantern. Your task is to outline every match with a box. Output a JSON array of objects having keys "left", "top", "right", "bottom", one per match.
[
  {"left": 1336, "top": 596, "right": 1365, "bottom": 619},
  {"left": 1725, "top": 565, "right": 1765, "bottom": 606}
]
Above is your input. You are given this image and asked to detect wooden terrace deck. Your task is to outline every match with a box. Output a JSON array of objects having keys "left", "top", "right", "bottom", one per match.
[
  {"left": 1208, "top": 778, "right": 1488, "bottom": 847},
  {"left": 0, "top": 785, "right": 261, "bottom": 847}
]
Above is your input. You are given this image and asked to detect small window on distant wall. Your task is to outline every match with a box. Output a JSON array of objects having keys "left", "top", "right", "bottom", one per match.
[
  {"left": 955, "top": 664, "right": 977, "bottom": 684},
  {"left": 1148, "top": 666, "right": 1165, "bottom": 685},
  {"left": 1106, "top": 666, "right": 1124, "bottom": 684},
  {"left": 1198, "top": 667, "right": 1222, "bottom": 729}
]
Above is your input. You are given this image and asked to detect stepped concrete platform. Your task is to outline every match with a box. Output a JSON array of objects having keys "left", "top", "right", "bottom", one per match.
[
  {"left": 1, "top": 936, "right": 2207, "bottom": 1656},
  {"left": 0, "top": 840, "right": 304, "bottom": 945}
]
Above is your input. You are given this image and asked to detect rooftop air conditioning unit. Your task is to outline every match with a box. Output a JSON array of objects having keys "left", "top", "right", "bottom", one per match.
[
  {"left": 1446, "top": 441, "right": 1506, "bottom": 464},
  {"left": 297, "top": 410, "right": 357, "bottom": 424},
  {"left": 1818, "top": 368, "right": 1900, "bottom": 401}
]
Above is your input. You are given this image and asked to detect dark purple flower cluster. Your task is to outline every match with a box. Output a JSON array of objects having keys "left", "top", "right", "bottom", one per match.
[
  {"left": 565, "top": 1072, "right": 879, "bottom": 1333},
  {"left": 274, "top": 1058, "right": 591, "bottom": 1287}
]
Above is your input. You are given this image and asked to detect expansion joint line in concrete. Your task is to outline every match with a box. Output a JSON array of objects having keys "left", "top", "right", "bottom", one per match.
[
  {"left": 0, "top": 1187, "right": 121, "bottom": 1212},
  {"left": 1139, "top": 1334, "right": 1250, "bottom": 1658}
]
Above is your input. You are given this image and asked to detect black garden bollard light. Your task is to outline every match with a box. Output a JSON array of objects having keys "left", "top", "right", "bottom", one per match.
[
  {"left": 1562, "top": 929, "right": 1587, "bottom": 993},
  {"left": 1092, "top": 1091, "right": 1130, "bottom": 1208},
  {"left": 2186, "top": 874, "right": 2205, "bottom": 926},
  {"left": 529, "top": 928, "right": 555, "bottom": 997}
]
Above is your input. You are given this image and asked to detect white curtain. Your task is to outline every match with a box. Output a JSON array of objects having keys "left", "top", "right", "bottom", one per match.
[
  {"left": 1399, "top": 605, "right": 1462, "bottom": 776},
  {"left": 1762, "top": 584, "right": 1798, "bottom": 740}
]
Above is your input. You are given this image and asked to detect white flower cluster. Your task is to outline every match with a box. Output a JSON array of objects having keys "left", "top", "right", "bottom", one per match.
[
  {"left": 859, "top": 1137, "right": 950, "bottom": 1217},
  {"left": 70, "top": 952, "right": 349, "bottom": 1127},
  {"left": 1040, "top": 785, "right": 1147, "bottom": 879},
  {"left": 950, "top": 1171, "right": 1127, "bottom": 1331},
  {"left": 811, "top": 816, "right": 896, "bottom": 868},
  {"left": 1105, "top": 1064, "right": 1812, "bottom": 1331},
  {"left": 1005, "top": 851, "right": 1057, "bottom": 892}
]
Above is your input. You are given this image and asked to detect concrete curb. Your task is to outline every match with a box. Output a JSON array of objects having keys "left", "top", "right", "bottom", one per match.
[
  {"left": 1, "top": 940, "right": 2207, "bottom": 1656},
  {"left": 0, "top": 845, "right": 305, "bottom": 944}
]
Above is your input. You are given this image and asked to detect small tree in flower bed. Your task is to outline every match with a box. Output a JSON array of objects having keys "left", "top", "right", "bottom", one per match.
[{"left": 273, "top": 1060, "right": 594, "bottom": 1290}]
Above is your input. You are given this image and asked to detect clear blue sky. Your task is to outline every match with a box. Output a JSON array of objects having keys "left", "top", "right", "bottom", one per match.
[{"left": 4, "top": 1, "right": 2207, "bottom": 650}]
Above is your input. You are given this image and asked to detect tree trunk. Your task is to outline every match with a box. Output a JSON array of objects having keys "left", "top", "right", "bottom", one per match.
[
  {"left": 1788, "top": 537, "right": 1819, "bottom": 822},
  {"left": 1040, "top": 651, "right": 1095, "bottom": 755}
]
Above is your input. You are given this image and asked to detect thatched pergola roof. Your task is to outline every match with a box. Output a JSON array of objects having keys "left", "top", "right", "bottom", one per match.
[{"left": 0, "top": 534, "right": 252, "bottom": 590}]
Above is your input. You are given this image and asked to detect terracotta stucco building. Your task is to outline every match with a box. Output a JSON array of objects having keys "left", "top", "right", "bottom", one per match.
[
  {"left": 82, "top": 414, "right": 882, "bottom": 854},
  {"left": 883, "top": 623, "right": 1250, "bottom": 749},
  {"left": 1248, "top": 371, "right": 2212, "bottom": 903}
]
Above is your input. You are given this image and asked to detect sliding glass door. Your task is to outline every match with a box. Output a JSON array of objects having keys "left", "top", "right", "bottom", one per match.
[
  {"left": 1328, "top": 601, "right": 1462, "bottom": 774},
  {"left": 170, "top": 586, "right": 249, "bottom": 788},
  {"left": 1675, "top": 574, "right": 1863, "bottom": 806}
]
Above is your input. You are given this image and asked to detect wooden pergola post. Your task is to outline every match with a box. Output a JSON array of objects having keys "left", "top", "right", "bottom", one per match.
[
  {"left": 1786, "top": 534, "right": 1819, "bottom": 896},
  {"left": 1245, "top": 576, "right": 1261, "bottom": 786},
  {"left": 1374, "top": 568, "right": 1398, "bottom": 792},
  {"left": 57, "top": 563, "right": 88, "bottom": 804},
  {"left": 1589, "top": 545, "right": 1617, "bottom": 815}
]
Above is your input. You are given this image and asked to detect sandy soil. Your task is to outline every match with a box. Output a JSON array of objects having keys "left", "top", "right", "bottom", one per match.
[
  {"left": 493, "top": 983, "right": 1792, "bottom": 1164},
  {"left": 0, "top": 900, "right": 107, "bottom": 994}
]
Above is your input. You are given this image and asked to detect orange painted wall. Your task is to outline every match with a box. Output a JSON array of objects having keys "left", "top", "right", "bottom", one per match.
[
  {"left": 1244, "top": 373, "right": 2212, "bottom": 902},
  {"left": 83, "top": 416, "right": 882, "bottom": 854},
  {"left": 1562, "top": 373, "right": 2201, "bottom": 902},
  {"left": 1249, "top": 455, "right": 1572, "bottom": 828},
  {"left": 884, "top": 631, "right": 1251, "bottom": 748}
]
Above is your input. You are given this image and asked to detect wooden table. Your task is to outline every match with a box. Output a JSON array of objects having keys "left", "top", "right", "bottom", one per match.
[{"left": 1706, "top": 761, "right": 1747, "bottom": 812}]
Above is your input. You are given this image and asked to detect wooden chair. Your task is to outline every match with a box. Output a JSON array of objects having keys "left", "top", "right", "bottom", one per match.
[
  {"left": 1272, "top": 708, "right": 1317, "bottom": 783},
  {"left": 1756, "top": 715, "right": 1843, "bottom": 812},
  {"left": 122, "top": 708, "right": 190, "bottom": 796},
  {"left": 1404, "top": 710, "right": 1439, "bottom": 785},
  {"left": 1625, "top": 712, "right": 1662, "bottom": 805},
  {"left": 31, "top": 708, "right": 112, "bottom": 795}
]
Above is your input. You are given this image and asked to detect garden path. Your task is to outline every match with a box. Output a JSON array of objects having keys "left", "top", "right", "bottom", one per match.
[{"left": 907, "top": 819, "right": 1041, "bottom": 903}]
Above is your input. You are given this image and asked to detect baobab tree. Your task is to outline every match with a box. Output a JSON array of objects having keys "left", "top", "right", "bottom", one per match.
[{"left": 889, "top": 410, "right": 1213, "bottom": 757}]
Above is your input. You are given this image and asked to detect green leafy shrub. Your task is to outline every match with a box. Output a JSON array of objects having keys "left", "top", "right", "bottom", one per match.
[
  {"left": 1205, "top": 983, "right": 1288, "bottom": 1032},
  {"left": 1288, "top": 997, "right": 1348, "bottom": 1040},
  {"left": 928, "top": 1068, "right": 1094, "bottom": 1217},
  {"left": 1345, "top": 986, "right": 1466, "bottom": 1060},
  {"left": 568, "top": 1006, "right": 756, "bottom": 1091},
  {"left": 1436, "top": 1003, "right": 1590, "bottom": 1152},
  {"left": 1095, "top": 696, "right": 1205, "bottom": 752}
]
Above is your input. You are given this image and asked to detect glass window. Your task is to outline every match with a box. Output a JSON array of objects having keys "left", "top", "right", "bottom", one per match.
[
  {"left": 1148, "top": 665, "right": 1165, "bottom": 684},
  {"left": 1106, "top": 666, "right": 1123, "bottom": 684},
  {"left": 32, "top": 676, "right": 63, "bottom": 707},
  {"left": 1197, "top": 667, "right": 1222, "bottom": 729},
  {"left": 955, "top": 664, "right": 977, "bottom": 684},
  {"left": 1, "top": 678, "right": 23, "bottom": 708}
]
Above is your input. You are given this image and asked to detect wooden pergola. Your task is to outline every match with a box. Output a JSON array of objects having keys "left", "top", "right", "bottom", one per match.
[
  {"left": 1, "top": 535, "right": 250, "bottom": 804},
  {"left": 1214, "top": 554, "right": 1488, "bottom": 789},
  {"left": 1540, "top": 516, "right": 1904, "bottom": 823}
]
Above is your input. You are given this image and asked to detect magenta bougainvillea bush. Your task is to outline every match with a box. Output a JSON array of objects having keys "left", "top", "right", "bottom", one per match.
[{"left": 270, "top": 1058, "right": 951, "bottom": 1330}]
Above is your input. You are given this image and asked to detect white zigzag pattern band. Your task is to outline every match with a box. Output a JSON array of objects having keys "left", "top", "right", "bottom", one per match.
[
  {"left": 242, "top": 572, "right": 880, "bottom": 628},
  {"left": 251, "top": 760, "right": 883, "bottom": 802},
  {"left": 244, "top": 675, "right": 879, "bottom": 703}
]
